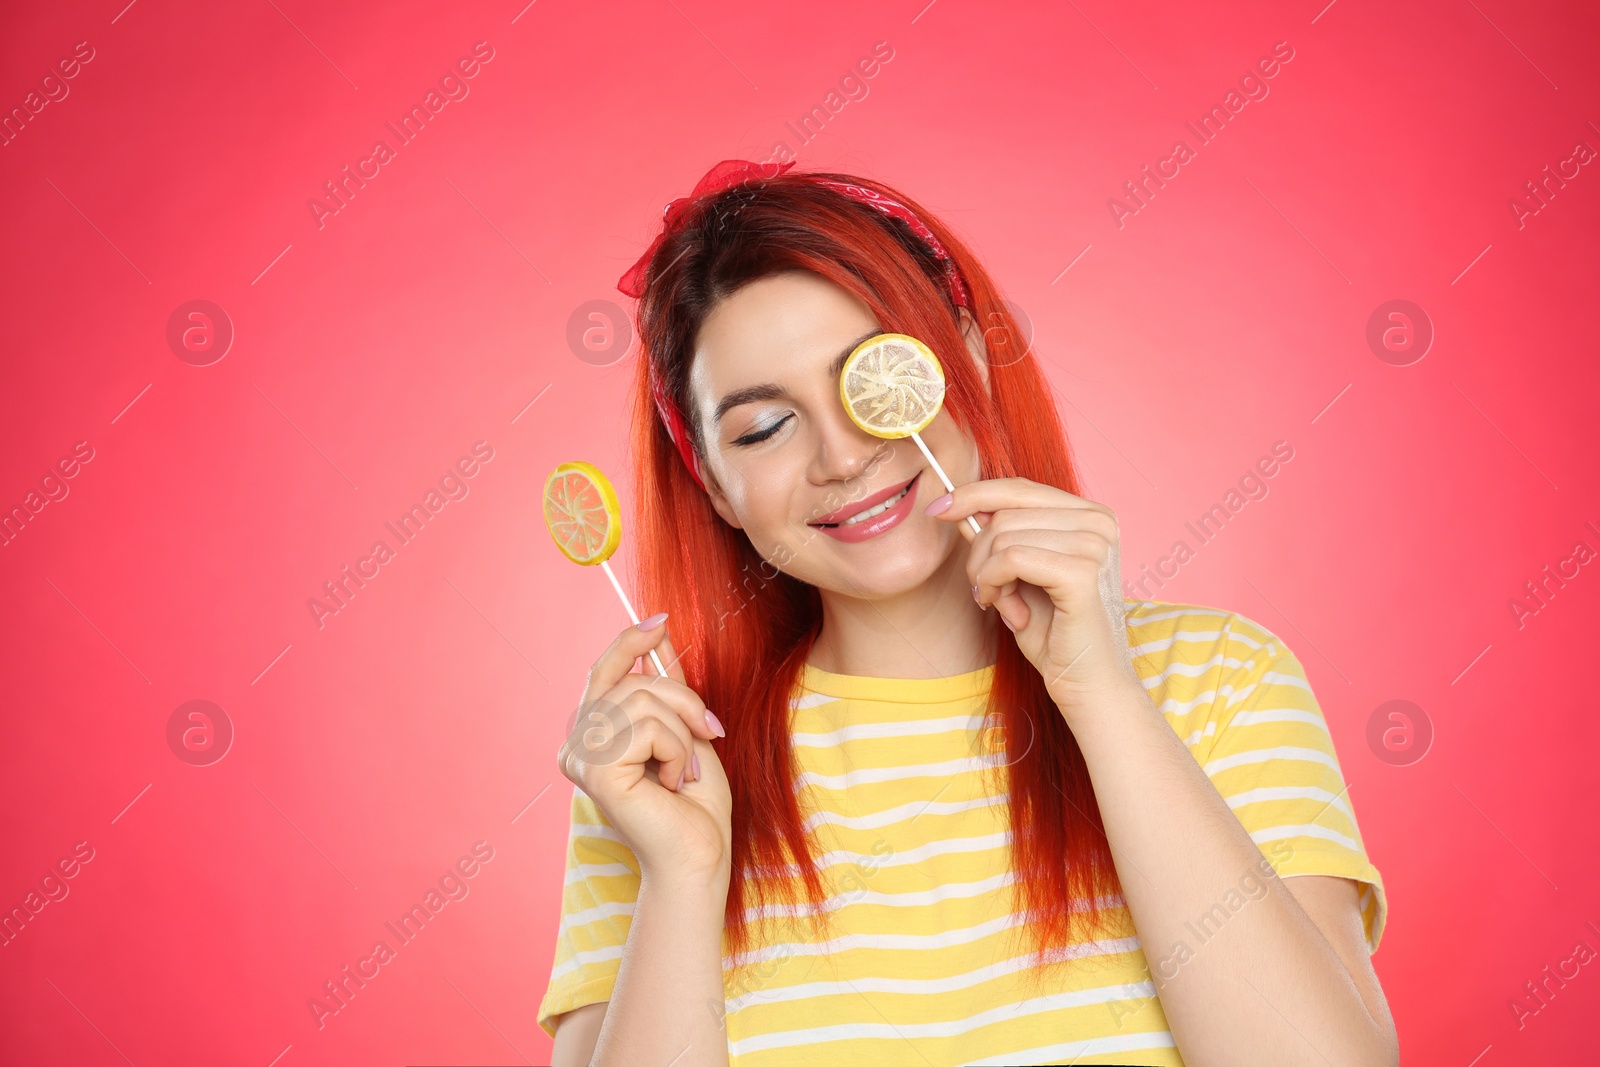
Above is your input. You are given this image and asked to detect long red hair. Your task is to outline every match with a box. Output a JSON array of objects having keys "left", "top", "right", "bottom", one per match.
[{"left": 624, "top": 166, "right": 1123, "bottom": 992}]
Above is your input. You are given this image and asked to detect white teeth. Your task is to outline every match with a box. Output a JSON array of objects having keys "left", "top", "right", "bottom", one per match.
[{"left": 842, "top": 483, "right": 910, "bottom": 525}]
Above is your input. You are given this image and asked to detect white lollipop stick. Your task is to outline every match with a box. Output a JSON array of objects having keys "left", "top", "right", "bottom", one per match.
[
  {"left": 910, "top": 432, "right": 983, "bottom": 536},
  {"left": 600, "top": 559, "right": 670, "bottom": 677}
]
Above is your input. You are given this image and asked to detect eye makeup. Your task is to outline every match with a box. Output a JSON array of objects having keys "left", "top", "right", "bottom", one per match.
[{"left": 732, "top": 413, "right": 792, "bottom": 446}]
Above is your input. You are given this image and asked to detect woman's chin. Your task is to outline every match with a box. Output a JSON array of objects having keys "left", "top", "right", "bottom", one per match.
[{"left": 814, "top": 542, "right": 948, "bottom": 598}]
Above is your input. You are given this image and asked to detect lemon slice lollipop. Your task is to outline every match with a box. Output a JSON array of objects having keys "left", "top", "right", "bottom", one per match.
[
  {"left": 839, "top": 333, "right": 947, "bottom": 438},
  {"left": 544, "top": 461, "right": 623, "bottom": 565},
  {"left": 543, "top": 461, "right": 667, "bottom": 675},
  {"left": 839, "top": 334, "right": 983, "bottom": 536}
]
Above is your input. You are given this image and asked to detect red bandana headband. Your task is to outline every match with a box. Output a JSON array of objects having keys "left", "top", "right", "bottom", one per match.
[{"left": 618, "top": 159, "right": 972, "bottom": 492}]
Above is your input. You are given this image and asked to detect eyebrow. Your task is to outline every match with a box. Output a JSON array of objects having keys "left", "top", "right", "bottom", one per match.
[{"left": 711, "top": 329, "right": 882, "bottom": 424}]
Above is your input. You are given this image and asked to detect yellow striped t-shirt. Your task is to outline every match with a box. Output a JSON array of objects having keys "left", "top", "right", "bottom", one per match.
[{"left": 536, "top": 599, "right": 1387, "bottom": 1065}]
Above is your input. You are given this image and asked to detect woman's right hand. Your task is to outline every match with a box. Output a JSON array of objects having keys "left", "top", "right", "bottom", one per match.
[{"left": 557, "top": 614, "right": 732, "bottom": 887}]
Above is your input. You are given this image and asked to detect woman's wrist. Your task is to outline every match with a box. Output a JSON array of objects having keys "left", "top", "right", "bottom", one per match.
[
  {"left": 639, "top": 863, "right": 731, "bottom": 912},
  {"left": 598, "top": 865, "right": 733, "bottom": 1067},
  {"left": 1054, "top": 677, "right": 1155, "bottom": 736}
]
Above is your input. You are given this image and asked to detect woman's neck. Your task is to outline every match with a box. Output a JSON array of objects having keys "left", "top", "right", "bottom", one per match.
[{"left": 806, "top": 548, "right": 997, "bottom": 679}]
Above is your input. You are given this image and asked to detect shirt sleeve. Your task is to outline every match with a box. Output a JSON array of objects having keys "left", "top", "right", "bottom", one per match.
[
  {"left": 1194, "top": 613, "right": 1388, "bottom": 954},
  {"left": 535, "top": 786, "right": 642, "bottom": 1038}
]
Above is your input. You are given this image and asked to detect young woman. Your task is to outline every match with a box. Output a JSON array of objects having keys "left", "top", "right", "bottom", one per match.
[{"left": 538, "top": 160, "right": 1397, "bottom": 1067}]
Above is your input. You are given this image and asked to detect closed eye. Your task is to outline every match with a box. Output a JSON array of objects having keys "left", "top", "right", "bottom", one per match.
[{"left": 733, "top": 413, "right": 792, "bottom": 447}]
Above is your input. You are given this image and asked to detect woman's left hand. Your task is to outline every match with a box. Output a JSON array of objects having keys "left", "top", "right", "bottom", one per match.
[{"left": 926, "top": 477, "right": 1143, "bottom": 719}]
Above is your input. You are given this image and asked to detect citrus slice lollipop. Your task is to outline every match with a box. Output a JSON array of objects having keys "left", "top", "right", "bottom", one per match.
[
  {"left": 543, "top": 460, "right": 670, "bottom": 677},
  {"left": 838, "top": 333, "right": 947, "bottom": 439},
  {"left": 837, "top": 332, "right": 982, "bottom": 537},
  {"left": 543, "top": 461, "right": 622, "bottom": 566}
]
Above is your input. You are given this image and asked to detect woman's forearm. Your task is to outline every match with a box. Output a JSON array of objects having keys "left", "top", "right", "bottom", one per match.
[
  {"left": 1063, "top": 684, "right": 1396, "bottom": 1067},
  {"left": 591, "top": 870, "right": 730, "bottom": 1067}
]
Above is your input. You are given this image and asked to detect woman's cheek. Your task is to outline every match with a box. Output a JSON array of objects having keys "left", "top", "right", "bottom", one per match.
[{"left": 925, "top": 410, "right": 979, "bottom": 477}]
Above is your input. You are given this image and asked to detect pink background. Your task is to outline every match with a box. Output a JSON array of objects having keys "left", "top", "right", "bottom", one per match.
[{"left": 2, "top": 0, "right": 1596, "bottom": 1063}]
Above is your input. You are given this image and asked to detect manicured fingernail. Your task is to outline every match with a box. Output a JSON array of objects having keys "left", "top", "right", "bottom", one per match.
[
  {"left": 691, "top": 753, "right": 701, "bottom": 781},
  {"left": 971, "top": 584, "right": 980, "bottom": 601},
  {"left": 639, "top": 611, "right": 669, "bottom": 630},
  {"left": 704, "top": 709, "right": 726, "bottom": 737},
  {"left": 1001, "top": 612, "right": 1017, "bottom": 632},
  {"left": 924, "top": 493, "right": 953, "bottom": 515}
]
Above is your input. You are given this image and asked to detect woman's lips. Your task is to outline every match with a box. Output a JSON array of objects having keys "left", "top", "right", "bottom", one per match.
[{"left": 812, "top": 472, "right": 921, "bottom": 543}]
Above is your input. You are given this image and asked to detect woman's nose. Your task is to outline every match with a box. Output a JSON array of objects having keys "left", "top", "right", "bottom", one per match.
[{"left": 809, "top": 408, "right": 896, "bottom": 484}]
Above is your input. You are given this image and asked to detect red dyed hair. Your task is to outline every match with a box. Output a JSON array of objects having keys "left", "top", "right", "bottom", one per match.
[{"left": 624, "top": 166, "right": 1123, "bottom": 992}]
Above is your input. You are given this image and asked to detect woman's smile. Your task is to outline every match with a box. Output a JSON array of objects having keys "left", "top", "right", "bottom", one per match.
[{"left": 808, "top": 470, "right": 922, "bottom": 543}]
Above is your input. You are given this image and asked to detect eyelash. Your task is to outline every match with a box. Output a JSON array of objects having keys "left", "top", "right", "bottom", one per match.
[{"left": 733, "top": 414, "right": 792, "bottom": 446}]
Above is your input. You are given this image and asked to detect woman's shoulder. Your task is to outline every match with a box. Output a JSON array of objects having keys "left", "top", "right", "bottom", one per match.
[
  {"left": 1124, "top": 596, "right": 1280, "bottom": 639},
  {"left": 1122, "top": 597, "right": 1290, "bottom": 678}
]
